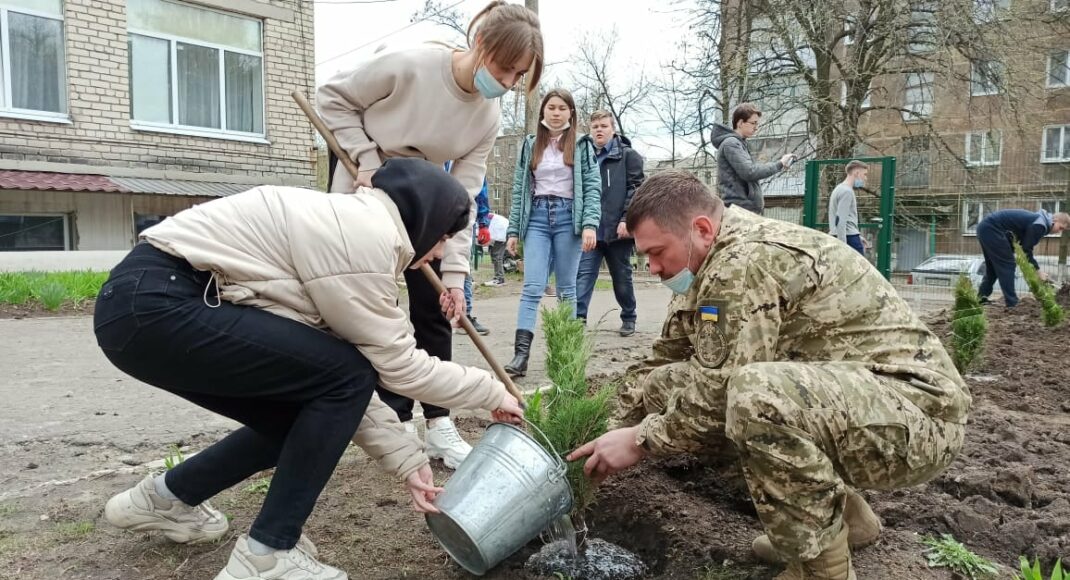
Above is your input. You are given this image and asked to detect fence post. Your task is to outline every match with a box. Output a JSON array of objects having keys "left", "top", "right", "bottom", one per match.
[{"left": 1060, "top": 168, "right": 1070, "bottom": 285}]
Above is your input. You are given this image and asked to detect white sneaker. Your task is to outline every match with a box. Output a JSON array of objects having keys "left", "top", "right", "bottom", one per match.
[
  {"left": 104, "top": 475, "right": 228, "bottom": 544},
  {"left": 425, "top": 417, "right": 472, "bottom": 469},
  {"left": 214, "top": 534, "right": 347, "bottom": 580}
]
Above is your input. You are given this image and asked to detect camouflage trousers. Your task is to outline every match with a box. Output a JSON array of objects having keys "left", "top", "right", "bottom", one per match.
[{"left": 626, "top": 360, "right": 965, "bottom": 561}]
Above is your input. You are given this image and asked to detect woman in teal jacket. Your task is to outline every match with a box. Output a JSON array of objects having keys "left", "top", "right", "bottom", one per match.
[{"left": 504, "top": 88, "right": 601, "bottom": 376}]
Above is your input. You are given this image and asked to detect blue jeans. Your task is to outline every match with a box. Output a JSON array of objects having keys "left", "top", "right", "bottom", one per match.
[
  {"left": 846, "top": 234, "right": 865, "bottom": 256},
  {"left": 464, "top": 275, "right": 473, "bottom": 318},
  {"left": 576, "top": 240, "right": 637, "bottom": 323},
  {"left": 517, "top": 196, "right": 582, "bottom": 331}
]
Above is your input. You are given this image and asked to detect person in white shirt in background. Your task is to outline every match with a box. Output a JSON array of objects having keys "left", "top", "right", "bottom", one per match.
[
  {"left": 828, "top": 160, "right": 869, "bottom": 256},
  {"left": 485, "top": 212, "right": 510, "bottom": 286}
]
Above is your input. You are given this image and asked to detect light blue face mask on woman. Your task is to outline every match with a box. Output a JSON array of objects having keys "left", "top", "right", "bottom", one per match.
[
  {"left": 474, "top": 66, "right": 509, "bottom": 99},
  {"left": 663, "top": 227, "right": 696, "bottom": 295}
]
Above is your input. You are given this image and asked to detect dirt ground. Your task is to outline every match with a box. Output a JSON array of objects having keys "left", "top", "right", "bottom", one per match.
[{"left": 1, "top": 273, "right": 1068, "bottom": 579}]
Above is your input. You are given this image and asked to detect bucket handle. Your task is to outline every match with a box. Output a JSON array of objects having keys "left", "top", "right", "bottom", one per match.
[{"left": 515, "top": 416, "right": 568, "bottom": 483}]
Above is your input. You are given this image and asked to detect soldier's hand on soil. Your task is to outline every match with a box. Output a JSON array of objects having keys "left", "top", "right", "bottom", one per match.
[
  {"left": 406, "top": 464, "right": 443, "bottom": 513},
  {"left": 492, "top": 393, "right": 524, "bottom": 425},
  {"left": 439, "top": 287, "right": 466, "bottom": 323},
  {"left": 567, "top": 426, "right": 647, "bottom": 482}
]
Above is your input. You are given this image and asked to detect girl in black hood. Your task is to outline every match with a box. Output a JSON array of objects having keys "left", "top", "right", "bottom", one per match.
[{"left": 372, "top": 157, "right": 472, "bottom": 266}]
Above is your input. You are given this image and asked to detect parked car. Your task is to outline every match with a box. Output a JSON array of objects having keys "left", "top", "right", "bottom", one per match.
[{"left": 908, "top": 254, "right": 1063, "bottom": 295}]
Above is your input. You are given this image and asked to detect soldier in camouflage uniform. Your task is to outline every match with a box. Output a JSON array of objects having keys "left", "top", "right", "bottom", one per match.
[{"left": 568, "top": 170, "right": 970, "bottom": 580}]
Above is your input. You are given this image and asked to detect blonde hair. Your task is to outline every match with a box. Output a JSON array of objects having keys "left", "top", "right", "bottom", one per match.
[
  {"left": 589, "top": 110, "right": 615, "bottom": 126},
  {"left": 531, "top": 89, "right": 578, "bottom": 170},
  {"left": 467, "top": 1, "right": 544, "bottom": 93},
  {"left": 1054, "top": 212, "right": 1070, "bottom": 228}
]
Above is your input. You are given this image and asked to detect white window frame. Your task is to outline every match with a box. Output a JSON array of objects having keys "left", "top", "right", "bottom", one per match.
[
  {"left": 844, "top": 18, "right": 855, "bottom": 45},
  {"left": 970, "top": 60, "right": 1003, "bottom": 96},
  {"left": 903, "top": 72, "right": 934, "bottom": 121},
  {"left": 907, "top": 2, "right": 938, "bottom": 54},
  {"left": 962, "top": 201, "right": 996, "bottom": 236},
  {"left": 127, "top": 5, "right": 267, "bottom": 143},
  {"left": 965, "top": 131, "right": 1001, "bottom": 166},
  {"left": 1052, "top": 0, "right": 1069, "bottom": 12},
  {"left": 0, "top": 3, "right": 69, "bottom": 123},
  {"left": 841, "top": 80, "right": 872, "bottom": 108},
  {"left": 1047, "top": 49, "right": 1069, "bottom": 88},
  {"left": 974, "top": 0, "right": 1011, "bottom": 22},
  {"left": 1041, "top": 124, "right": 1070, "bottom": 163},
  {"left": 0, "top": 212, "right": 70, "bottom": 250}
]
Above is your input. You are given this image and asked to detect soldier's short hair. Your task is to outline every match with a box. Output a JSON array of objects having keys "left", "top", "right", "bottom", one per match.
[
  {"left": 589, "top": 110, "right": 615, "bottom": 126},
  {"left": 845, "top": 160, "right": 867, "bottom": 175},
  {"left": 626, "top": 169, "right": 723, "bottom": 232}
]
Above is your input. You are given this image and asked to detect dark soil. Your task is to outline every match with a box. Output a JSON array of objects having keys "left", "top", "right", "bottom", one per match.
[
  {"left": 0, "top": 301, "right": 94, "bottom": 319},
  {"left": 4, "top": 295, "right": 1069, "bottom": 578}
]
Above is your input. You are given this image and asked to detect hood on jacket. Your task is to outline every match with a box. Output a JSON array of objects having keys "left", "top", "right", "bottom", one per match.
[
  {"left": 710, "top": 122, "right": 738, "bottom": 148},
  {"left": 371, "top": 158, "right": 471, "bottom": 264}
]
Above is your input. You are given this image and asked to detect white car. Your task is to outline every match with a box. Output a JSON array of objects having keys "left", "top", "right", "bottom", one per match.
[{"left": 908, "top": 254, "right": 1062, "bottom": 295}]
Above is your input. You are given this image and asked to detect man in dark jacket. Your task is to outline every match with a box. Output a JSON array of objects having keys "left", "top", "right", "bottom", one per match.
[
  {"left": 710, "top": 103, "right": 795, "bottom": 214},
  {"left": 576, "top": 110, "right": 645, "bottom": 336},
  {"left": 977, "top": 208, "right": 1070, "bottom": 307}
]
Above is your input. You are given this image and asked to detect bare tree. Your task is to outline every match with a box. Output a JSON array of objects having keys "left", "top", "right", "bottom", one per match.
[
  {"left": 648, "top": 64, "right": 696, "bottom": 164},
  {"left": 569, "top": 28, "right": 652, "bottom": 139},
  {"left": 411, "top": 0, "right": 468, "bottom": 41}
]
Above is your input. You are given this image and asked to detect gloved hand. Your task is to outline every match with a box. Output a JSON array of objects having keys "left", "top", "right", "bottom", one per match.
[{"left": 477, "top": 226, "right": 491, "bottom": 246}]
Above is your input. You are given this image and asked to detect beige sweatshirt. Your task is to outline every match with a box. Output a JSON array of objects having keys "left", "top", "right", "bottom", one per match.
[{"left": 317, "top": 46, "right": 500, "bottom": 289}]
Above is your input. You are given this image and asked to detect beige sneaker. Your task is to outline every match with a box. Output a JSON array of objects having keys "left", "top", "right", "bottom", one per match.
[
  {"left": 425, "top": 417, "right": 472, "bottom": 469},
  {"left": 104, "top": 475, "right": 228, "bottom": 544},
  {"left": 214, "top": 535, "right": 347, "bottom": 580}
]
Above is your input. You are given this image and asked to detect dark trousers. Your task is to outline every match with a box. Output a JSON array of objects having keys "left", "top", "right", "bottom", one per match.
[
  {"left": 93, "top": 244, "right": 377, "bottom": 549},
  {"left": 846, "top": 234, "right": 865, "bottom": 256},
  {"left": 977, "top": 224, "right": 1019, "bottom": 306},
  {"left": 374, "top": 260, "right": 451, "bottom": 422},
  {"left": 575, "top": 240, "right": 637, "bottom": 323},
  {"left": 489, "top": 240, "right": 507, "bottom": 281}
]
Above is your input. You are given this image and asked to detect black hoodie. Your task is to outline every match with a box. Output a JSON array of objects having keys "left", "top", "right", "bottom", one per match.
[{"left": 371, "top": 158, "right": 471, "bottom": 263}]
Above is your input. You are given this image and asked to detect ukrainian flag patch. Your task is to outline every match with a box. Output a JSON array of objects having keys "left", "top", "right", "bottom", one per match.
[{"left": 699, "top": 305, "right": 719, "bottom": 322}]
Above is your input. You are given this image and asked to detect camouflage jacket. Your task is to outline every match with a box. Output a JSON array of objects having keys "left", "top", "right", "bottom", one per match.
[{"left": 626, "top": 207, "right": 971, "bottom": 456}]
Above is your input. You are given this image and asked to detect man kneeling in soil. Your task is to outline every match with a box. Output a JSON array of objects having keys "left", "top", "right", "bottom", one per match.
[{"left": 569, "top": 170, "right": 971, "bottom": 580}]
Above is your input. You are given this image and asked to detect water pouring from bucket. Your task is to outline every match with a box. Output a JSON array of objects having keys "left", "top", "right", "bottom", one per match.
[{"left": 425, "top": 420, "right": 574, "bottom": 576}]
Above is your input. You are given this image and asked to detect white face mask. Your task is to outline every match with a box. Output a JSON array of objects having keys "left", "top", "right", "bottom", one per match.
[{"left": 541, "top": 118, "right": 570, "bottom": 131}]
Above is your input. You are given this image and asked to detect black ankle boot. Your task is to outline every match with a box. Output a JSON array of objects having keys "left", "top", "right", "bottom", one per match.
[{"left": 504, "top": 329, "right": 534, "bottom": 377}]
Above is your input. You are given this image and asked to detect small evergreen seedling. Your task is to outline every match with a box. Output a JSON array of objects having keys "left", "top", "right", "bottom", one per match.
[
  {"left": 1014, "top": 241, "right": 1064, "bottom": 326},
  {"left": 525, "top": 303, "right": 615, "bottom": 532},
  {"left": 950, "top": 275, "right": 987, "bottom": 372}
]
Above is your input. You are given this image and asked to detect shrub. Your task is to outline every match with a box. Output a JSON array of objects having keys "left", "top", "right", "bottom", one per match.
[
  {"left": 525, "top": 302, "right": 615, "bottom": 522},
  {"left": 950, "top": 275, "right": 987, "bottom": 372},
  {"left": 1014, "top": 241, "right": 1064, "bottom": 326}
]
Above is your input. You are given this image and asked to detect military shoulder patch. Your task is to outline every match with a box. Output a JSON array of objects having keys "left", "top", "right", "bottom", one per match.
[{"left": 694, "top": 301, "right": 729, "bottom": 368}]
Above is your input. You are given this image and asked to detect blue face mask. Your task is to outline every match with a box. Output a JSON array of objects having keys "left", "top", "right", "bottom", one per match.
[
  {"left": 474, "top": 66, "right": 508, "bottom": 99},
  {"left": 663, "top": 227, "right": 696, "bottom": 295},
  {"left": 853, "top": 178, "right": 865, "bottom": 189}
]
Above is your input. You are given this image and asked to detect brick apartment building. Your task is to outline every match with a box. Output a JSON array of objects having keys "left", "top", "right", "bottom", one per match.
[{"left": 0, "top": 0, "right": 315, "bottom": 254}]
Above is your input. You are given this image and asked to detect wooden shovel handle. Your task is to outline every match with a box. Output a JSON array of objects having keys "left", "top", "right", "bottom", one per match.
[{"left": 291, "top": 91, "right": 525, "bottom": 406}]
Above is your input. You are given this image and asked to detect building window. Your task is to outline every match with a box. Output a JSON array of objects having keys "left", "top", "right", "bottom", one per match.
[
  {"left": 1053, "top": 0, "right": 1068, "bottom": 12},
  {"left": 907, "top": 1, "right": 937, "bottom": 54},
  {"left": 0, "top": 0, "right": 67, "bottom": 119},
  {"left": 974, "top": 0, "right": 1010, "bottom": 21},
  {"left": 1042, "top": 125, "right": 1070, "bottom": 163},
  {"left": 0, "top": 214, "right": 69, "bottom": 251},
  {"left": 965, "top": 131, "right": 1001, "bottom": 166},
  {"left": 903, "top": 72, "right": 933, "bottom": 120},
  {"left": 841, "top": 80, "right": 872, "bottom": 108},
  {"left": 128, "top": 0, "right": 264, "bottom": 139},
  {"left": 962, "top": 201, "right": 995, "bottom": 236},
  {"left": 900, "top": 136, "right": 931, "bottom": 188},
  {"left": 970, "top": 60, "right": 1003, "bottom": 96},
  {"left": 1048, "top": 50, "right": 1069, "bottom": 88}
]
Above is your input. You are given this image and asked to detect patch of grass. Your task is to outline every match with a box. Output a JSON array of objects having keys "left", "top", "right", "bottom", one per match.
[
  {"left": 0, "top": 271, "right": 108, "bottom": 309},
  {"left": 163, "top": 445, "right": 184, "bottom": 470},
  {"left": 1016, "top": 557, "right": 1066, "bottom": 580},
  {"left": 525, "top": 303, "right": 615, "bottom": 521},
  {"left": 55, "top": 521, "right": 95, "bottom": 540},
  {"left": 1014, "top": 241, "right": 1064, "bottom": 326},
  {"left": 951, "top": 275, "right": 987, "bottom": 372},
  {"left": 0, "top": 504, "right": 16, "bottom": 517},
  {"left": 922, "top": 534, "right": 999, "bottom": 579},
  {"left": 242, "top": 477, "right": 271, "bottom": 495}
]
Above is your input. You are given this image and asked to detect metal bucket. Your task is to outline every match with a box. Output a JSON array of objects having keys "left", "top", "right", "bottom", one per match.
[{"left": 426, "top": 422, "right": 573, "bottom": 576}]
